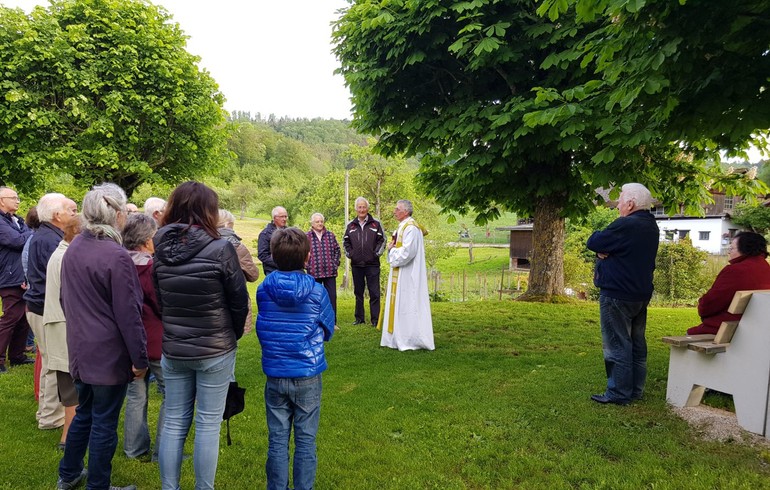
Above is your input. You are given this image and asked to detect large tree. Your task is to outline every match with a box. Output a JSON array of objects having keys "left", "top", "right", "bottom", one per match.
[
  {"left": 0, "top": 0, "right": 227, "bottom": 195},
  {"left": 333, "top": 0, "right": 764, "bottom": 299}
]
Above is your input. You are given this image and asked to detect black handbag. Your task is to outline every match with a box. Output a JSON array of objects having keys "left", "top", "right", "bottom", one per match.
[{"left": 223, "top": 381, "right": 246, "bottom": 446}]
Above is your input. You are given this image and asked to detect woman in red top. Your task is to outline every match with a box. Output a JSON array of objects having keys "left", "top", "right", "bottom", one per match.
[
  {"left": 121, "top": 213, "right": 164, "bottom": 461},
  {"left": 688, "top": 232, "right": 770, "bottom": 335}
]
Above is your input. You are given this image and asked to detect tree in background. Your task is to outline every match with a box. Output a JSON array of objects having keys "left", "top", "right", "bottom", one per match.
[
  {"left": 0, "top": 0, "right": 227, "bottom": 195},
  {"left": 333, "top": 1, "right": 765, "bottom": 300},
  {"left": 732, "top": 202, "right": 770, "bottom": 236},
  {"left": 653, "top": 240, "right": 710, "bottom": 305}
]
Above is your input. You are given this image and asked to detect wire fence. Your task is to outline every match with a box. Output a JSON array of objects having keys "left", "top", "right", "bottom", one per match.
[{"left": 428, "top": 269, "right": 529, "bottom": 301}]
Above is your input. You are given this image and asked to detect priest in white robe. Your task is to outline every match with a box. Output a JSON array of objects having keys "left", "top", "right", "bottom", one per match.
[{"left": 378, "top": 200, "right": 435, "bottom": 351}]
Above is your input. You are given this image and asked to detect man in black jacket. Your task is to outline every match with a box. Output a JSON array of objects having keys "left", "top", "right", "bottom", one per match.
[
  {"left": 258, "top": 206, "right": 288, "bottom": 276},
  {"left": 587, "top": 183, "right": 659, "bottom": 406},
  {"left": 343, "top": 197, "right": 385, "bottom": 326}
]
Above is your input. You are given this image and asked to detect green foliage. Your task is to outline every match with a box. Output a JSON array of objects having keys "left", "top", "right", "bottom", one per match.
[
  {"left": 0, "top": 0, "right": 228, "bottom": 195},
  {"left": 332, "top": 0, "right": 766, "bottom": 298},
  {"left": 732, "top": 202, "right": 770, "bottom": 236},
  {"left": 562, "top": 249, "right": 594, "bottom": 294},
  {"left": 653, "top": 240, "right": 711, "bottom": 304},
  {"left": 536, "top": 0, "right": 770, "bottom": 164},
  {"left": 563, "top": 206, "right": 617, "bottom": 295}
]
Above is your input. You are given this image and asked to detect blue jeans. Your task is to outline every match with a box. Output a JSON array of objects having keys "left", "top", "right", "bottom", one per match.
[
  {"left": 123, "top": 360, "right": 164, "bottom": 460},
  {"left": 599, "top": 295, "right": 648, "bottom": 403},
  {"left": 159, "top": 350, "right": 236, "bottom": 490},
  {"left": 58, "top": 382, "right": 127, "bottom": 490},
  {"left": 265, "top": 374, "right": 322, "bottom": 490}
]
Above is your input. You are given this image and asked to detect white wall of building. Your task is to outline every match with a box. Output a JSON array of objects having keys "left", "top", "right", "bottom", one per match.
[{"left": 656, "top": 217, "right": 743, "bottom": 255}]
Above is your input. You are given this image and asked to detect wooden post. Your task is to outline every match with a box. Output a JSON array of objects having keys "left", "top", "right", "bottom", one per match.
[
  {"left": 341, "top": 170, "right": 350, "bottom": 290},
  {"left": 499, "top": 268, "right": 505, "bottom": 300}
]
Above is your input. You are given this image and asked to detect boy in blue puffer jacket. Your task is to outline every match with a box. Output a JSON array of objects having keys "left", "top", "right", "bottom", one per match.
[{"left": 256, "top": 227, "right": 335, "bottom": 490}]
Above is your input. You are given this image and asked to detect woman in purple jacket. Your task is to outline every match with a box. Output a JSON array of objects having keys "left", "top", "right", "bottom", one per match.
[{"left": 57, "top": 183, "right": 147, "bottom": 490}]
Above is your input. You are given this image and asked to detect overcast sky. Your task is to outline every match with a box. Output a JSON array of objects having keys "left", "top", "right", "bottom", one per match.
[{"left": 2, "top": 0, "right": 353, "bottom": 119}]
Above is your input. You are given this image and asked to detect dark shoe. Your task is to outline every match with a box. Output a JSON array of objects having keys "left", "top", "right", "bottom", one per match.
[
  {"left": 57, "top": 469, "right": 87, "bottom": 490},
  {"left": 352, "top": 320, "right": 365, "bottom": 325},
  {"left": 10, "top": 357, "right": 34, "bottom": 366},
  {"left": 0, "top": 364, "right": 6, "bottom": 374},
  {"left": 591, "top": 394, "right": 629, "bottom": 406}
]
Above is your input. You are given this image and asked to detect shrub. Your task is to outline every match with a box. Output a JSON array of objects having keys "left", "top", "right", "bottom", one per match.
[{"left": 653, "top": 239, "right": 711, "bottom": 305}]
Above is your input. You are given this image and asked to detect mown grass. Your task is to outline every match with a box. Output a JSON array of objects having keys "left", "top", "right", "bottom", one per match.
[
  {"left": 434, "top": 247, "right": 511, "bottom": 274},
  {"left": 2, "top": 299, "right": 769, "bottom": 489}
]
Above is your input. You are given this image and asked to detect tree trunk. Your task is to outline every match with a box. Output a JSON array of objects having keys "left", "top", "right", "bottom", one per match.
[{"left": 518, "top": 197, "right": 565, "bottom": 301}]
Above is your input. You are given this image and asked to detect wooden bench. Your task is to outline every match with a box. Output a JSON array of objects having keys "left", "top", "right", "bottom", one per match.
[{"left": 662, "top": 290, "right": 770, "bottom": 436}]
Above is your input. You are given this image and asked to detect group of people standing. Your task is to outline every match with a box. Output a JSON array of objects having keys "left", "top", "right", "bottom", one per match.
[
  {"left": 257, "top": 196, "right": 435, "bottom": 351},
  {"left": 0, "top": 182, "right": 435, "bottom": 490}
]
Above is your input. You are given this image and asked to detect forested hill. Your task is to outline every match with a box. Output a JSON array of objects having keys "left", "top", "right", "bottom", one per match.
[{"left": 130, "top": 114, "right": 425, "bottom": 235}]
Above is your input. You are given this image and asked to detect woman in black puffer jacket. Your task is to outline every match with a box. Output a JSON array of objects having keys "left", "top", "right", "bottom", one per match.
[{"left": 152, "top": 181, "right": 249, "bottom": 490}]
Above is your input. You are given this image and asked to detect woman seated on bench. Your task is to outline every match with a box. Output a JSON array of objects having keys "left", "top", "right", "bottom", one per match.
[{"left": 687, "top": 231, "right": 770, "bottom": 335}]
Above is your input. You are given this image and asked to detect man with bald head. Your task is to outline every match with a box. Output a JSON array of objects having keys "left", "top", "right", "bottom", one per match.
[
  {"left": 587, "top": 183, "right": 659, "bottom": 406},
  {"left": 0, "top": 186, "right": 33, "bottom": 374},
  {"left": 25, "top": 193, "right": 77, "bottom": 429},
  {"left": 258, "top": 206, "right": 288, "bottom": 275}
]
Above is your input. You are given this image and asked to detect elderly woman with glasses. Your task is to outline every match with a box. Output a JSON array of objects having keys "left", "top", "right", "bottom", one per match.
[{"left": 687, "top": 231, "right": 770, "bottom": 335}]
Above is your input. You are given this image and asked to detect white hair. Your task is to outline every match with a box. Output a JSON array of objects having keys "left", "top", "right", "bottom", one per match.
[
  {"left": 82, "top": 183, "right": 127, "bottom": 243},
  {"left": 143, "top": 197, "right": 166, "bottom": 216},
  {"left": 218, "top": 209, "right": 235, "bottom": 228},
  {"left": 36, "top": 193, "right": 67, "bottom": 223},
  {"left": 621, "top": 183, "right": 653, "bottom": 210},
  {"left": 354, "top": 197, "right": 369, "bottom": 208},
  {"left": 310, "top": 212, "right": 324, "bottom": 223},
  {"left": 397, "top": 199, "right": 414, "bottom": 216},
  {"left": 271, "top": 206, "right": 287, "bottom": 219}
]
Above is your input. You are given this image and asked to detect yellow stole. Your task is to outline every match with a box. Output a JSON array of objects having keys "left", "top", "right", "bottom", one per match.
[{"left": 377, "top": 218, "right": 417, "bottom": 334}]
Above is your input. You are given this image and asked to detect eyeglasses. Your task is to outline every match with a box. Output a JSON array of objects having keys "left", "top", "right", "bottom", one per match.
[
  {"left": 275, "top": 215, "right": 288, "bottom": 219},
  {"left": 0, "top": 196, "right": 20, "bottom": 202}
]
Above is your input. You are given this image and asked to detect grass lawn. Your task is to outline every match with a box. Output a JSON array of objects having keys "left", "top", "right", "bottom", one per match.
[
  {"left": 2, "top": 299, "right": 769, "bottom": 489},
  {"left": 434, "top": 247, "right": 511, "bottom": 274}
]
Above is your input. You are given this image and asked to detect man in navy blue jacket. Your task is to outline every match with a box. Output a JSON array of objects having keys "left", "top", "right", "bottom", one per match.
[
  {"left": 587, "top": 183, "right": 659, "bottom": 405},
  {"left": 24, "top": 193, "right": 77, "bottom": 429},
  {"left": 0, "top": 186, "right": 33, "bottom": 374}
]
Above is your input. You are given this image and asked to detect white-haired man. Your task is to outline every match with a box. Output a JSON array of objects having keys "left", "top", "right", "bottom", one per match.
[
  {"left": 258, "top": 206, "right": 288, "bottom": 275},
  {"left": 343, "top": 197, "right": 385, "bottom": 326},
  {"left": 379, "top": 200, "right": 434, "bottom": 350},
  {"left": 24, "top": 193, "right": 77, "bottom": 429},
  {"left": 586, "top": 183, "right": 659, "bottom": 405},
  {"left": 143, "top": 197, "right": 166, "bottom": 225}
]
